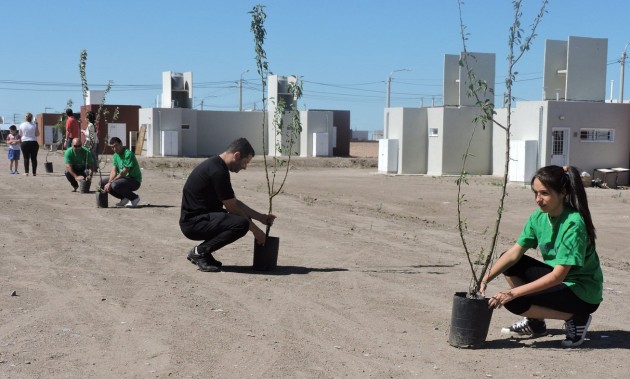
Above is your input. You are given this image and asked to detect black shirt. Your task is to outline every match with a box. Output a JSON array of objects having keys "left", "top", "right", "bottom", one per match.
[{"left": 180, "top": 156, "right": 235, "bottom": 223}]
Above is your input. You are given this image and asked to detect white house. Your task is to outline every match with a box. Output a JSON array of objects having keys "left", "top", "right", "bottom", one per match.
[
  {"left": 381, "top": 36, "right": 630, "bottom": 186},
  {"left": 495, "top": 36, "right": 630, "bottom": 184},
  {"left": 139, "top": 72, "right": 335, "bottom": 158},
  {"left": 379, "top": 52, "right": 495, "bottom": 175}
]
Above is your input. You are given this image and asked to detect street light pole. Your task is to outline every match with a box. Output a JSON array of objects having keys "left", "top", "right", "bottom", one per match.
[
  {"left": 386, "top": 68, "right": 411, "bottom": 108},
  {"left": 239, "top": 69, "right": 250, "bottom": 112},
  {"left": 620, "top": 43, "right": 630, "bottom": 103}
]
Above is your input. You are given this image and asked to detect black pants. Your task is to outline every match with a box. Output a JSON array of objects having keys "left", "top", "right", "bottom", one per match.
[
  {"left": 65, "top": 166, "right": 90, "bottom": 189},
  {"left": 503, "top": 255, "right": 599, "bottom": 316},
  {"left": 100, "top": 177, "right": 140, "bottom": 201},
  {"left": 21, "top": 141, "right": 39, "bottom": 175},
  {"left": 180, "top": 213, "right": 249, "bottom": 255}
]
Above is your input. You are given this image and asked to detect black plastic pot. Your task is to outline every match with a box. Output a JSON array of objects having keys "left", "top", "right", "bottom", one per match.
[
  {"left": 448, "top": 292, "right": 493, "bottom": 348},
  {"left": 253, "top": 236, "right": 279, "bottom": 271},
  {"left": 45, "top": 150, "right": 53, "bottom": 173},
  {"left": 79, "top": 179, "right": 91, "bottom": 193},
  {"left": 96, "top": 191, "right": 108, "bottom": 208}
]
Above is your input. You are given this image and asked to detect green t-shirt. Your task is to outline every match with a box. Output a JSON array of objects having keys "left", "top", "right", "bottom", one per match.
[
  {"left": 517, "top": 207, "right": 603, "bottom": 304},
  {"left": 64, "top": 146, "right": 92, "bottom": 168},
  {"left": 112, "top": 148, "right": 142, "bottom": 183}
]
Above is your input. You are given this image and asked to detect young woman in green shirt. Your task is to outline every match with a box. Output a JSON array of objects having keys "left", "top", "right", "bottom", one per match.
[{"left": 482, "top": 165, "right": 603, "bottom": 348}]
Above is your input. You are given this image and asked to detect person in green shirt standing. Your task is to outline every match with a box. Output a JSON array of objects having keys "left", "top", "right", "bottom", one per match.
[
  {"left": 100, "top": 137, "right": 142, "bottom": 208},
  {"left": 64, "top": 138, "right": 93, "bottom": 192},
  {"left": 481, "top": 165, "right": 603, "bottom": 348}
]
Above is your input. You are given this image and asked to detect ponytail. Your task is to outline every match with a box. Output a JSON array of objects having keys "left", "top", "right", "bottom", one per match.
[{"left": 532, "top": 165, "right": 596, "bottom": 245}]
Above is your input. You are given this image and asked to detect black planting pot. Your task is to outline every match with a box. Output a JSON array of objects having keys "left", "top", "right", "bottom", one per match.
[
  {"left": 79, "top": 180, "right": 91, "bottom": 193},
  {"left": 96, "top": 191, "right": 108, "bottom": 208},
  {"left": 448, "top": 292, "right": 493, "bottom": 348},
  {"left": 253, "top": 236, "right": 279, "bottom": 271}
]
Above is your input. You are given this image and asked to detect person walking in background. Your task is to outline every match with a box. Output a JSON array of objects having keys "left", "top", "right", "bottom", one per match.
[
  {"left": 64, "top": 138, "right": 93, "bottom": 192},
  {"left": 83, "top": 111, "right": 99, "bottom": 172},
  {"left": 65, "top": 109, "right": 80, "bottom": 149},
  {"left": 100, "top": 137, "right": 142, "bottom": 208},
  {"left": 18, "top": 112, "right": 39, "bottom": 176},
  {"left": 6, "top": 124, "right": 21, "bottom": 174},
  {"left": 482, "top": 165, "right": 603, "bottom": 348},
  {"left": 179, "top": 138, "right": 275, "bottom": 272}
]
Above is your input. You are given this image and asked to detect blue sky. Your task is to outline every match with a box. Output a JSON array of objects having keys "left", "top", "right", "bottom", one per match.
[{"left": 2, "top": 0, "right": 630, "bottom": 133}]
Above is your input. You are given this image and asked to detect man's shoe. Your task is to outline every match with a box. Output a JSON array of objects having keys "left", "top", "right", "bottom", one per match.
[
  {"left": 501, "top": 317, "right": 547, "bottom": 337},
  {"left": 561, "top": 314, "right": 592, "bottom": 347},
  {"left": 115, "top": 198, "right": 130, "bottom": 207},
  {"left": 125, "top": 197, "right": 140, "bottom": 208},
  {"left": 72, "top": 186, "right": 78, "bottom": 192},
  {"left": 187, "top": 247, "right": 221, "bottom": 272}
]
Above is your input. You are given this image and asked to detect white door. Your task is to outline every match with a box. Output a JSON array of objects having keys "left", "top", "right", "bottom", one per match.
[{"left": 550, "top": 127, "right": 569, "bottom": 166}]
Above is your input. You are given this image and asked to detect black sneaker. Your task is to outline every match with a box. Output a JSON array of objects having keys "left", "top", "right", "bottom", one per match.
[
  {"left": 561, "top": 314, "right": 592, "bottom": 347},
  {"left": 501, "top": 317, "right": 547, "bottom": 337},
  {"left": 186, "top": 247, "right": 221, "bottom": 272}
]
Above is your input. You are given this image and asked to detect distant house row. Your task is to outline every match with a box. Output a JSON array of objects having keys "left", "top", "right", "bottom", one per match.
[{"left": 379, "top": 36, "right": 629, "bottom": 185}]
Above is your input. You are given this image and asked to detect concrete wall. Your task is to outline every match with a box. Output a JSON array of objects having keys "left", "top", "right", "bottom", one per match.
[
  {"left": 426, "top": 108, "right": 445, "bottom": 176},
  {"left": 311, "top": 109, "right": 351, "bottom": 156},
  {"left": 565, "top": 37, "right": 607, "bottom": 102},
  {"left": 387, "top": 107, "right": 427, "bottom": 174},
  {"left": 493, "top": 101, "right": 545, "bottom": 176},
  {"left": 197, "top": 111, "right": 265, "bottom": 157},
  {"left": 141, "top": 108, "right": 340, "bottom": 158},
  {"left": 300, "top": 111, "right": 333, "bottom": 157},
  {"left": 139, "top": 108, "right": 266, "bottom": 157},
  {"left": 429, "top": 107, "right": 492, "bottom": 175}
]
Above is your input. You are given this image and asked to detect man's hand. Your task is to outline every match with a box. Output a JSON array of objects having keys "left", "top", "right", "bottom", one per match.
[
  {"left": 252, "top": 226, "right": 266, "bottom": 246},
  {"left": 263, "top": 214, "right": 276, "bottom": 226}
]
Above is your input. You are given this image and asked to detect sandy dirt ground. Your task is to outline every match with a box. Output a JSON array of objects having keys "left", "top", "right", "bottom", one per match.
[{"left": 1, "top": 146, "right": 629, "bottom": 378}]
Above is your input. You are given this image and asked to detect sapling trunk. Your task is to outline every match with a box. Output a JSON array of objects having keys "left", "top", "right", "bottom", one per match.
[{"left": 457, "top": 0, "right": 548, "bottom": 297}]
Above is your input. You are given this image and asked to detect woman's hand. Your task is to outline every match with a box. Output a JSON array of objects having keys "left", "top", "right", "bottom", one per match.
[{"left": 488, "top": 290, "right": 515, "bottom": 309}]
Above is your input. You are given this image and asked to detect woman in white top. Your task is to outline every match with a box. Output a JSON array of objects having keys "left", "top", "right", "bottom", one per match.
[
  {"left": 83, "top": 111, "right": 99, "bottom": 171},
  {"left": 18, "top": 112, "right": 40, "bottom": 176}
]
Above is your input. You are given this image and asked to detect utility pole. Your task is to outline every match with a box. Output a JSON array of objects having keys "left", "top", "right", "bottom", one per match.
[
  {"left": 620, "top": 42, "right": 630, "bottom": 103},
  {"left": 386, "top": 68, "right": 411, "bottom": 108}
]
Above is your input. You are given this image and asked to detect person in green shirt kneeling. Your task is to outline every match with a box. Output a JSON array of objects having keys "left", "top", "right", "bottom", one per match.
[
  {"left": 100, "top": 137, "right": 142, "bottom": 208},
  {"left": 482, "top": 165, "right": 603, "bottom": 348},
  {"left": 64, "top": 138, "right": 93, "bottom": 192}
]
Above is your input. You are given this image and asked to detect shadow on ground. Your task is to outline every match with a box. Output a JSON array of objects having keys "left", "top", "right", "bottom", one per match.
[
  {"left": 220, "top": 265, "right": 348, "bottom": 276},
  {"left": 481, "top": 329, "right": 630, "bottom": 350}
]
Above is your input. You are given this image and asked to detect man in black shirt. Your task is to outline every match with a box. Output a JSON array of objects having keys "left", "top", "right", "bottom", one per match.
[{"left": 179, "top": 138, "right": 275, "bottom": 272}]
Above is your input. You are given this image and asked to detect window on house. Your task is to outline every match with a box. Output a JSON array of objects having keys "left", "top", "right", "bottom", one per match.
[{"left": 579, "top": 128, "right": 614, "bottom": 142}]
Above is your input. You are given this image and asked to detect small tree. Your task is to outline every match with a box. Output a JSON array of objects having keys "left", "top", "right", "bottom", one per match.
[
  {"left": 77, "top": 49, "right": 120, "bottom": 187},
  {"left": 250, "top": 4, "right": 303, "bottom": 236},
  {"left": 456, "top": 0, "right": 548, "bottom": 297}
]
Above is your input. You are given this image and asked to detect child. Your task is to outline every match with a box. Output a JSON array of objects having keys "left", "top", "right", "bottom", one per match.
[{"left": 6, "top": 125, "right": 21, "bottom": 174}]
